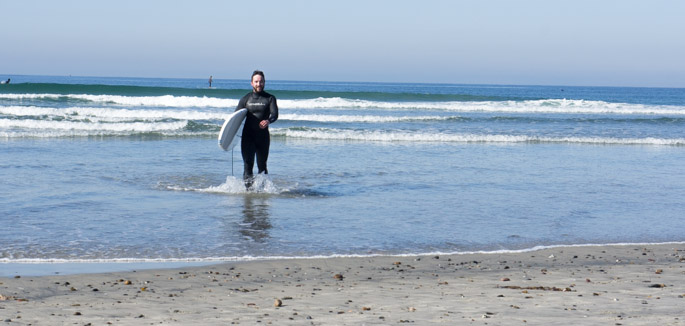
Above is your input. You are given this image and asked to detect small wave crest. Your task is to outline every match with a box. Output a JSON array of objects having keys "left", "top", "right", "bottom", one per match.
[
  {"left": 0, "top": 105, "right": 225, "bottom": 121},
  {"left": 4, "top": 93, "right": 685, "bottom": 115},
  {"left": 280, "top": 113, "right": 456, "bottom": 123},
  {"left": 0, "top": 93, "right": 239, "bottom": 108},
  {"left": 278, "top": 98, "right": 685, "bottom": 115},
  {"left": 0, "top": 105, "right": 221, "bottom": 138},
  {"left": 275, "top": 127, "right": 685, "bottom": 146}
]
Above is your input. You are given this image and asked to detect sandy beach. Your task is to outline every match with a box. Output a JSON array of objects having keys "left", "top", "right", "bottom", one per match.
[{"left": 1, "top": 243, "right": 683, "bottom": 325}]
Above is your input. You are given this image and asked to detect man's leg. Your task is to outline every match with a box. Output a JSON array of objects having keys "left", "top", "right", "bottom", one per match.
[
  {"left": 241, "top": 139, "right": 256, "bottom": 188},
  {"left": 256, "top": 133, "right": 270, "bottom": 175}
]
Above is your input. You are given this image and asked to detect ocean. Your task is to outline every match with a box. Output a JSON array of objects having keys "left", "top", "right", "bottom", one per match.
[{"left": 1, "top": 75, "right": 684, "bottom": 276}]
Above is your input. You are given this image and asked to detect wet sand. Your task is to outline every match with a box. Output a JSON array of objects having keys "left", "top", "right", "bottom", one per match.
[{"left": 1, "top": 244, "right": 683, "bottom": 325}]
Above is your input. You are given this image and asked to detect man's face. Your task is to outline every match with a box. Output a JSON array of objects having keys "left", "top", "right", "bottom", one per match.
[{"left": 251, "top": 75, "right": 265, "bottom": 92}]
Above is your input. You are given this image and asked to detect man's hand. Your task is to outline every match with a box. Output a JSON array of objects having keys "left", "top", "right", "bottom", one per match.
[{"left": 259, "top": 120, "right": 269, "bottom": 129}]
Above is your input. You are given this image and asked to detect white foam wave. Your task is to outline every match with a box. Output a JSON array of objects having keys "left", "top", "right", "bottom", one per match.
[
  {"left": 280, "top": 113, "right": 452, "bottom": 123},
  {"left": 0, "top": 93, "right": 238, "bottom": 108},
  {"left": 3, "top": 93, "right": 684, "bottom": 115},
  {"left": 1, "top": 106, "right": 449, "bottom": 124},
  {"left": 0, "top": 118, "right": 187, "bottom": 132},
  {"left": 0, "top": 118, "right": 196, "bottom": 138},
  {"left": 275, "top": 128, "right": 685, "bottom": 146},
  {"left": 0, "top": 106, "right": 226, "bottom": 122},
  {"left": 279, "top": 98, "right": 685, "bottom": 115}
]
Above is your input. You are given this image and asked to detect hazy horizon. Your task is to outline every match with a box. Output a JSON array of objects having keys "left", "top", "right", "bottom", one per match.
[{"left": 2, "top": 1, "right": 684, "bottom": 88}]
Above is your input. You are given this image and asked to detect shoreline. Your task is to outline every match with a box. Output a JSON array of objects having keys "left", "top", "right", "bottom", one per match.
[
  {"left": 2, "top": 243, "right": 683, "bottom": 325},
  {"left": 3, "top": 241, "right": 684, "bottom": 277}
]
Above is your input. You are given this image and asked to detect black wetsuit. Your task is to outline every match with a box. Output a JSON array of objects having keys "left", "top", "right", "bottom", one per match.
[{"left": 236, "top": 91, "right": 278, "bottom": 181}]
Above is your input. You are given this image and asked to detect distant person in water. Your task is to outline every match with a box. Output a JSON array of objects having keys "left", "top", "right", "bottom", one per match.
[
  {"left": 1, "top": 78, "right": 9, "bottom": 84},
  {"left": 236, "top": 70, "right": 278, "bottom": 188},
  {"left": 208, "top": 76, "right": 213, "bottom": 88}
]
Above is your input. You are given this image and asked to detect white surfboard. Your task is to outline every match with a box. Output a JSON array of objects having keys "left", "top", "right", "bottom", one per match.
[{"left": 218, "top": 108, "right": 247, "bottom": 151}]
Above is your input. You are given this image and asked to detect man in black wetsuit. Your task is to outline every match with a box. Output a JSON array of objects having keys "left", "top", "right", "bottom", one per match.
[{"left": 236, "top": 70, "right": 278, "bottom": 188}]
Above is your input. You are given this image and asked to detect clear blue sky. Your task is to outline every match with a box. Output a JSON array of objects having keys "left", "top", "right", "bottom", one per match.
[{"left": 2, "top": 0, "right": 684, "bottom": 87}]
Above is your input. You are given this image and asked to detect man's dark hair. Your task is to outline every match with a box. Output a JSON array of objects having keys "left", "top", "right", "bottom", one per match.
[{"left": 252, "top": 70, "right": 265, "bottom": 80}]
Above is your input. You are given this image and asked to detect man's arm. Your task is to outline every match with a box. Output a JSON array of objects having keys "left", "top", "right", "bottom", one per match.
[{"left": 268, "top": 96, "right": 278, "bottom": 123}]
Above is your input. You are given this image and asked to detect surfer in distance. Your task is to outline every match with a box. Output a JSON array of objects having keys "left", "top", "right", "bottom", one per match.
[
  {"left": 208, "top": 75, "right": 213, "bottom": 88},
  {"left": 236, "top": 70, "right": 279, "bottom": 188},
  {"left": 0, "top": 78, "right": 9, "bottom": 84}
]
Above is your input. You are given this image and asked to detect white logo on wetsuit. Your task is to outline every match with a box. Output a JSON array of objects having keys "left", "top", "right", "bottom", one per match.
[{"left": 248, "top": 101, "right": 267, "bottom": 107}]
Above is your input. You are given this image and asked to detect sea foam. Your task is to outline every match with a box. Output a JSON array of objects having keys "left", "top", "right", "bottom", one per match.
[{"left": 3, "top": 93, "right": 685, "bottom": 115}]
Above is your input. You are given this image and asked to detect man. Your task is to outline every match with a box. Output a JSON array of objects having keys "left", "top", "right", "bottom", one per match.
[{"left": 236, "top": 70, "right": 278, "bottom": 188}]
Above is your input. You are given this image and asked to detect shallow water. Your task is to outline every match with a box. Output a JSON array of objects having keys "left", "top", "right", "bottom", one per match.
[{"left": 1, "top": 76, "right": 684, "bottom": 270}]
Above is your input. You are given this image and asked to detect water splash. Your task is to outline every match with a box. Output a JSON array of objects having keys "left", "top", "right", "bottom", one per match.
[{"left": 198, "top": 175, "right": 281, "bottom": 195}]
